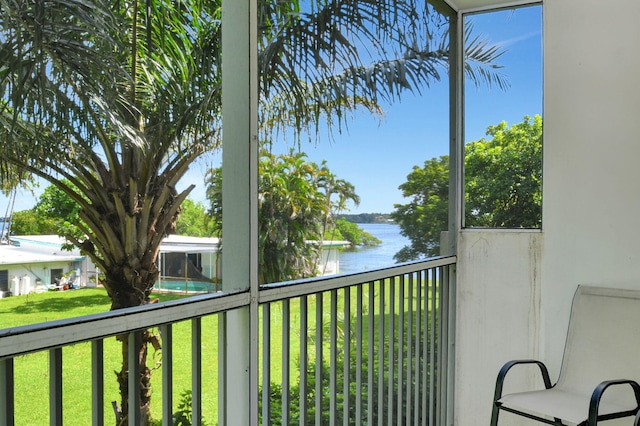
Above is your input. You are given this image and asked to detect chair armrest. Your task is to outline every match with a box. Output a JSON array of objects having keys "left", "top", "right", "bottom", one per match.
[
  {"left": 493, "top": 359, "right": 553, "bottom": 404},
  {"left": 588, "top": 379, "right": 640, "bottom": 425}
]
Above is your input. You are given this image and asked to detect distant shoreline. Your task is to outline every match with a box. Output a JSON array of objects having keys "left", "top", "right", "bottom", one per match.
[{"left": 338, "top": 213, "right": 394, "bottom": 224}]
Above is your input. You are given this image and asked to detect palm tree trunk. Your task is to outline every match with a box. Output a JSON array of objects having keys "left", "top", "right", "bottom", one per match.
[
  {"left": 115, "top": 330, "right": 154, "bottom": 426},
  {"left": 107, "top": 270, "right": 160, "bottom": 425}
]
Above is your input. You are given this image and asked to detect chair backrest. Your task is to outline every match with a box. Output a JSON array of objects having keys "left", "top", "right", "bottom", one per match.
[{"left": 557, "top": 286, "right": 640, "bottom": 406}]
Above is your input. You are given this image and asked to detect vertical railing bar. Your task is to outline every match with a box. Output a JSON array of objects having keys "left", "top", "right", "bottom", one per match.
[
  {"left": 429, "top": 268, "right": 437, "bottom": 426},
  {"left": 282, "top": 299, "right": 291, "bottom": 426},
  {"left": 315, "top": 293, "right": 323, "bottom": 426},
  {"left": 92, "top": 339, "right": 104, "bottom": 426},
  {"left": 437, "top": 267, "right": 447, "bottom": 426},
  {"left": 378, "top": 278, "right": 385, "bottom": 426},
  {"left": 406, "top": 274, "right": 414, "bottom": 425},
  {"left": 49, "top": 347, "right": 63, "bottom": 426},
  {"left": 160, "top": 325, "right": 173, "bottom": 426},
  {"left": 414, "top": 270, "right": 422, "bottom": 426},
  {"left": 0, "top": 358, "right": 14, "bottom": 426},
  {"left": 440, "top": 266, "right": 452, "bottom": 425},
  {"left": 446, "top": 265, "right": 457, "bottom": 426},
  {"left": 367, "top": 281, "right": 374, "bottom": 426},
  {"left": 437, "top": 264, "right": 448, "bottom": 424},
  {"left": 356, "top": 284, "right": 363, "bottom": 423},
  {"left": 192, "top": 318, "right": 202, "bottom": 426},
  {"left": 397, "top": 275, "right": 405, "bottom": 426},
  {"left": 299, "top": 296, "right": 308, "bottom": 426},
  {"left": 421, "top": 270, "right": 429, "bottom": 426},
  {"left": 218, "top": 313, "right": 227, "bottom": 426},
  {"left": 343, "top": 286, "right": 351, "bottom": 426},
  {"left": 436, "top": 267, "right": 444, "bottom": 425},
  {"left": 330, "top": 290, "right": 338, "bottom": 426},
  {"left": 128, "top": 332, "right": 141, "bottom": 426},
  {"left": 388, "top": 277, "right": 395, "bottom": 426},
  {"left": 262, "top": 303, "right": 271, "bottom": 426},
  {"left": 252, "top": 300, "right": 261, "bottom": 426}
]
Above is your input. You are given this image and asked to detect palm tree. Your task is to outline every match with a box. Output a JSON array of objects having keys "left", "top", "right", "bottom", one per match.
[
  {"left": 207, "top": 149, "right": 361, "bottom": 284},
  {"left": 0, "top": 0, "right": 505, "bottom": 422},
  {"left": 1, "top": 0, "right": 221, "bottom": 421}
]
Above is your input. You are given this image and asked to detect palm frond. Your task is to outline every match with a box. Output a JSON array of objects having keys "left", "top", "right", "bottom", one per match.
[
  {"left": 258, "top": 0, "right": 507, "bottom": 138},
  {"left": 463, "top": 24, "right": 510, "bottom": 91}
]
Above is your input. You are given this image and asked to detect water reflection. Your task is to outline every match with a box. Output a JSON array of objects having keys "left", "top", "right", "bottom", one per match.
[{"left": 336, "top": 223, "right": 409, "bottom": 274}]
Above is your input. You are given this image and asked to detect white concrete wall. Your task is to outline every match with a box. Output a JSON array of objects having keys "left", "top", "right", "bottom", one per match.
[
  {"left": 455, "top": 230, "right": 542, "bottom": 425},
  {"left": 455, "top": 0, "right": 640, "bottom": 424},
  {"left": 1, "top": 261, "right": 77, "bottom": 293},
  {"left": 542, "top": 0, "right": 640, "bottom": 378}
]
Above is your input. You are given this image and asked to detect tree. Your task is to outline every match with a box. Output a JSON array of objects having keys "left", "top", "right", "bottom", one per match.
[
  {"left": 1, "top": 0, "right": 220, "bottom": 421},
  {"left": 10, "top": 182, "right": 82, "bottom": 235},
  {"left": 331, "top": 218, "right": 382, "bottom": 247},
  {"left": 392, "top": 115, "right": 542, "bottom": 260},
  {"left": 175, "top": 199, "right": 216, "bottom": 237},
  {"left": 391, "top": 155, "right": 450, "bottom": 261},
  {"left": 207, "top": 150, "right": 360, "bottom": 284},
  {"left": 10, "top": 209, "right": 59, "bottom": 235},
  {"left": 465, "top": 115, "right": 542, "bottom": 227},
  {"left": 338, "top": 213, "right": 392, "bottom": 224},
  {"left": 0, "top": 0, "right": 505, "bottom": 422},
  {"left": 33, "top": 181, "right": 82, "bottom": 223}
]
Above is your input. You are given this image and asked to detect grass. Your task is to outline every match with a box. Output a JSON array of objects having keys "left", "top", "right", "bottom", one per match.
[
  {"left": 1, "top": 281, "right": 435, "bottom": 425},
  {"left": 1, "top": 289, "right": 217, "bottom": 425}
]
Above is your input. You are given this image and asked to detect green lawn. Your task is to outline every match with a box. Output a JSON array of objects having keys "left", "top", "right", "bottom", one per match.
[
  {"left": 1, "top": 289, "right": 217, "bottom": 425},
  {"left": 1, "top": 283, "right": 433, "bottom": 425}
]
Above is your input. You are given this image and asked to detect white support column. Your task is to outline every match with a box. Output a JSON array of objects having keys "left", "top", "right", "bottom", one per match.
[
  {"left": 221, "top": 0, "right": 258, "bottom": 424},
  {"left": 447, "top": 9, "right": 463, "bottom": 255},
  {"left": 447, "top": 8, "right": 461, "bottom": 426}
]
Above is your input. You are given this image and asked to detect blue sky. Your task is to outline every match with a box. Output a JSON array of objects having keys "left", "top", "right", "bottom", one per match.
[
  {"left": 1, "top": 4, "right": 542, "bottom": 216},
  {"left": 259, "top": 5, "right": 543, "bottom": 214}
]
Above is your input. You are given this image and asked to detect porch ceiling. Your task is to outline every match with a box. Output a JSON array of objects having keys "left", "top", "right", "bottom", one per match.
[{"left": 445, "top": 0, "right": 540, "bottom": 12}]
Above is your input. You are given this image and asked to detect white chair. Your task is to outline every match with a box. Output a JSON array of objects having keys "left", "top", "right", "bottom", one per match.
[{"left": 491, "top": 285, "right": 640, "bottom": 425}]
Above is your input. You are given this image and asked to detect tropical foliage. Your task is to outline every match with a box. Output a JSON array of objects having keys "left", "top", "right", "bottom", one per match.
[
  {"left": 330, "top": 218, "right": 382, "bottom": 247},
  {"left": 0, "top": 0, "right": 505, "bottom": 422},
  {"left": 175, "top": 199, "right": 216, "bottom": 237},
  {"left": 1, "top": 0, "right": 220, "bottom": 421},
  {"left": 11, "top": 181, "right": 83, "bottom": 235},
  {"left": 391, "top": 155, "right": 450, "bottom": 261},
  {"left": 393, "top": 115, "right": 542, "bottom": 261},
  {"left": 9, "top": 209, "right": 59, "bottom": 235},
  {"left": 207, "top": 149, "right": 359, "bottom": 284},
  {"left": 465, "top": 115, "right": 542, "bottom": 227}
]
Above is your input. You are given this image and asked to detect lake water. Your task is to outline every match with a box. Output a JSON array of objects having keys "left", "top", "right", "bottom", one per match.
[{"left": 337, "top": 223, "right": 410, "bottom": 274}]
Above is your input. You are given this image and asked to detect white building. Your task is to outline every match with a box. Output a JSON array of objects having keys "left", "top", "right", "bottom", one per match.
[
  {"left": 0, "top": 235, "right": 95, "bottom": 296},
  {"left": 156, "top": 235, "right": 350, "bottom": 292},
  {"left": 0, "top": 234, "right": 351, "bottom": 296}
]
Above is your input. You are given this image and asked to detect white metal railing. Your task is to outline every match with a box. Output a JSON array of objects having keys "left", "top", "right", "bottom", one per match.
[{"left": 0, "top": 256, "right": 456, "bottom": 426}]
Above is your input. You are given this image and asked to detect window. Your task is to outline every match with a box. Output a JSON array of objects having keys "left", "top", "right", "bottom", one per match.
[
  {"left": 51, "top": 268, "right": 63, "bottom": 285},
  {"left": 0, "top": 270, "right": 8, "bottom": 292},
  {"left": 258, "top": 1, "right": 454, "bottom": 273},
  {"left": 463, "top": 5, "right": 542, "bottom": 228}
]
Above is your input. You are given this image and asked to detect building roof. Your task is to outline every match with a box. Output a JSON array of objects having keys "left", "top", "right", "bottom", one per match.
[
  {"left": 0, "top": 234, "right": 351, "bottom": 265},
  {"left": 0, "top": 236, "right": 85, "bottom": 266},
  {"left": 444, "top": 0, "right": 532, "bottom": 13},
  {"left": 160, "top": 235, "right": 350, "bottom": 252},
  {"left": 160, "top": 235, "right": 221, "bottom": 253}
]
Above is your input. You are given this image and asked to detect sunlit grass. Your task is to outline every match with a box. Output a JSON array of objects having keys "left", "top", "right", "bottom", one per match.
[{"left": 1, "top": 289, "right": 217, "bottom": 425}]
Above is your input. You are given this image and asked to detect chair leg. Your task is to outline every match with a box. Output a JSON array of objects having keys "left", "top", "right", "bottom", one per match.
[{"left": 490, "top": 403, "right": 500, "bottom": 426}]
